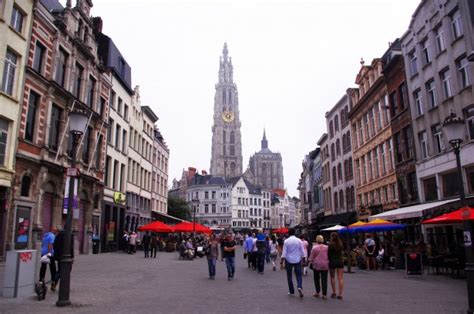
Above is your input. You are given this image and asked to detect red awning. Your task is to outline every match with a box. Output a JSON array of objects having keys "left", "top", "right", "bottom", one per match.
[
  {"left": 421, "top": 206, "right": 474, "bottom": 225},
  {"left": 137, "top": 221, "right": 173, "bottom": 233},
  {"left": 172, "top": 222, "right": 212, "bottom": 234},
  {"left": 272, "top": 227, "right": 289, "bottom": 234}
]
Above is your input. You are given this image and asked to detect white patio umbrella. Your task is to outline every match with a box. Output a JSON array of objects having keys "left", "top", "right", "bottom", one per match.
[{"left": 321, "top": 224, "right": 345, "bottom": 231}]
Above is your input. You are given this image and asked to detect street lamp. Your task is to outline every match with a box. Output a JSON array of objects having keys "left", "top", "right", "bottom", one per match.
[
  {"left": 192, "top": 199, "right": 199, "bottom": 239},
  {"left": 56, "top": 110, "right": 88, "bottom": 307},
  {"left": 443, "top": 111, "right": 474, "bottom": 314}
]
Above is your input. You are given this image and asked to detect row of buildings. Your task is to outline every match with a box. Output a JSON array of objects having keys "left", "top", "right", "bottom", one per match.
[
  {"left": 298, "top": 0, "right": 474, "bottom": 240},
  {"left": 0, "top": 0, "right": 169, "bottom": 260}
]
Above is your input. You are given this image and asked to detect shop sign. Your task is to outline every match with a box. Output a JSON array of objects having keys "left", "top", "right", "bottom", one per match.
[{"left": 113, "top": 192, "right": 126, "bottom": 205}]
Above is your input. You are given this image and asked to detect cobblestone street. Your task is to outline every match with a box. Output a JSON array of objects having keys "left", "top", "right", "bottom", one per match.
[{"left": 0, "top": 247, "right": 468, "bottom": 314}]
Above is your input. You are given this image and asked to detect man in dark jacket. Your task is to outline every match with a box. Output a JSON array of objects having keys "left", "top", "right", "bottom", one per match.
[
  {"left": 53, "top": 229, "right": 74, "bottom": 283},
  {"left": 142, "top": 231, "right": 151, "bottom": 258}
]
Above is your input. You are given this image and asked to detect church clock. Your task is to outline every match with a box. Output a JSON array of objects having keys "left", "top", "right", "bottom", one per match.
[{"left": 222, "top": 111, "right": 235, "bottom": 123}]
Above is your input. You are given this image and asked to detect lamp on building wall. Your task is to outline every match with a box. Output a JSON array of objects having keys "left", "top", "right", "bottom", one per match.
[
  {"left": 442, "top": 111, "right": 474, "bottom": 314},
  {"left": 57, "top": 110, "right": 88, "bottom": 307}
]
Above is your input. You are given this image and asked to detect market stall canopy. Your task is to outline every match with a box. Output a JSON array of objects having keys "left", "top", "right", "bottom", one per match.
[
  {"left": 137, "top": 221, "right": 173, "bottom": 233},
  {"left": 272, "top": 227, "right": 289, "bottom": 234},
  {"left": 172, "top": 222, "right": 212, "bottom": 234},
  {"left": 321, "top": 224, "right": 345, "bottom": 231},
  {"left": 421, "top": 206, "right": 474, "bottom": 225},
  {"left": 338, "top": 221, "right": 367, "bottom": 234},
  {"left": 369, "top": 199, "right": 459, "bottom": 221}
]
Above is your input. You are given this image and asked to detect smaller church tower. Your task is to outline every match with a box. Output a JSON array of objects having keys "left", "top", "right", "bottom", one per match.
[{"left": 247, "top": 130, "right": 285, "bottom": 190}]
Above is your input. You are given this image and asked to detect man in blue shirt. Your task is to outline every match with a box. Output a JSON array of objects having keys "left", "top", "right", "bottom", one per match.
[
  {"left": 39, "top": 226, "right": 58, "bottom": 290},
  {"left": 244, "top": 233, "right": 255, "bottom": 269}
]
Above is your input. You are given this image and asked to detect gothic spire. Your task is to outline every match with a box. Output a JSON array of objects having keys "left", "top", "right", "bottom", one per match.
[
  {"left": 218, "top": 42, "right": 233, "bottom": 84},
  {"left": 261, "top": 129, "right": 268, "bottom": 150}
]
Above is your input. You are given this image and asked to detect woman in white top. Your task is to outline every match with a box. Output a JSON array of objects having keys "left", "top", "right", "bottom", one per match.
[{"left": 269, "top": 235, "right": 279, "bottom": 271}]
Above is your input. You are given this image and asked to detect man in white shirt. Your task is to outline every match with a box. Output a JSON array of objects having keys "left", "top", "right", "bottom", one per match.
[{"left": 280, "top": 229, "right": 306, "bottom": 297}]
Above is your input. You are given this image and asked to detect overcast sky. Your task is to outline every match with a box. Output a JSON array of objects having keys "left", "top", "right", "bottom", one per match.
[{"left": 80, "top": 0, "right": 420, "bottom": 196}]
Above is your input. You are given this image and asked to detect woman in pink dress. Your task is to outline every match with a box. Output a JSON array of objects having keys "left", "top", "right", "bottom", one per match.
[{"left": 308, "top": 235, "right": 329, "bottom": 299}]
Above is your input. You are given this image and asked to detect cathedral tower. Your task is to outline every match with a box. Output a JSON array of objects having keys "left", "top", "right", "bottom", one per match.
[{"left": 210, "top": 43, "right": 243, "bottom": 177}]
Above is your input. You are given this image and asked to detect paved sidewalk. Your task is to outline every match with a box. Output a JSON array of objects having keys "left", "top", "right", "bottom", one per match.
[{"left": 0, "top": 247, "right": 468, "bottom": 314}]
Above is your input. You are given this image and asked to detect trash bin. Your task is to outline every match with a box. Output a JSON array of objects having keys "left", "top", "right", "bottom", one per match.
[
  {"left": 92, "top": 239, "right": 100, "bottom": 254},
  {"left": 3, "top": 250, "right": 37, "bottom": 298}
]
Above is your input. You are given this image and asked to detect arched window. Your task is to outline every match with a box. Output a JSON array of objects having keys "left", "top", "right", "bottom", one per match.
[
  {"left": 228, "top": 89, "right": 232, "bottom": 105},
  {"left": 339, "top": 190, "right": 344, "bottom": 211},
  {"left": 230, "top": 145, "right": 235, "bottom": 156},
  {"left": 20, "top": 175, "right": 32, "bottom": 197},
  {"left": 223, "top": 89, "right": 226, "bottom": 104},
  {"left": 334, "top": 192, "right": 338, "bottom": 211},
  {"left": 334, "top": 115, "right": 339, "bottom": 131},
  {"left": 329, "top": 121, "right": 334, "bottom": 138},
  {"left": 330, "top": 144, "right": 335, "bottom": 161},
  {"left": 223, "top": 130, "right": 226, "bottom": 143},
  {"left": 347, "top": 132, "right": 351, "bottom": 150},
  {"left": 336, "top": 139, "right": 341, "bottom": 156},
  {"left": 230, "top": 131, "right": 235, "bottom": 144},
  {"left": 230, "top": 162, "right": 236, "bottom": 174}
]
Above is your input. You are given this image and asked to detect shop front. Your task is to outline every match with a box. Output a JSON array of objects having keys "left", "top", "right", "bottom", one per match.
[{"left": 101, "top": 192, "right": 126, "bottom": 252}]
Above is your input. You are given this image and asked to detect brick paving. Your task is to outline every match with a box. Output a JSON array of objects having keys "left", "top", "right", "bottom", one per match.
[{"left": 0, "top": 247, "right": 468, "bottom": 314}]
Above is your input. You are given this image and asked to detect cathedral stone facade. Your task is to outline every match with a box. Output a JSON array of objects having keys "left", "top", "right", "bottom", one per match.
[
  {"left": 210, "top": 44, "right": 243, "bottom": 178},
  {"left": 245, "top": 131, "right": 285, "bottom": 190}
]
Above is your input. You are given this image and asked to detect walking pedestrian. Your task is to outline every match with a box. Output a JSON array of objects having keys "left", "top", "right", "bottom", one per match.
[
  {"left": 328, "top": 232, "right": 344, "bottom": 300},
  {"left": 269, "top": 235, "right": 278, "bottom": 271},
  {"left": 53, "top": 228, "right": 74, "bottom": 285},
  {"left": 308, "top": 235, "right": 329, "bottom": 300},
  {"left": 129, "top": 231, "right": 137, "bottom": 254},
  {"left": 39, "top": 227, "right": 58, "bottom": 291},
  {"left": 280, "top": 228, "right": 306, "bottom": 298},
  {"left": 244, "top": 233, "right": 255, "bottom": 269},
  {"left": 150, "top": 233, "right": 158, "bottom": 258},
  {"left": 265, "top": 236, "right": 271, "bottom": 264},
  {"left": 222, "top": 233, "right": 236, "bottom": 280},
  {"left": 142, "top": 231, "right": 151, "bottom": 258},
  {"left": 206, "top": 235, "right": 219, "bottom": 279},
  {"left": 122, "top": 231, "right": 129, "bottom": 253},
  {"left": 300, "top": 235, "right": 309, "bottom": 276},
  {"left": 256, "top": 232, "right": 267, "bottom": 274}
]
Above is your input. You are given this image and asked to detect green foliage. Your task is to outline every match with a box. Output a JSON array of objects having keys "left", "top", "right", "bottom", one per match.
[{"left": 167, "top": 197, "right": 191, "bottom": 221}]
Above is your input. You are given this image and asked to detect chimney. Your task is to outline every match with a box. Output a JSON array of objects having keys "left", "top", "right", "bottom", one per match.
[
  {"left": 92, "top": 17, "right": 103, "bottom": 33},
  {"left": 188, "top": 167, "right": 197, "bottom": 178}
]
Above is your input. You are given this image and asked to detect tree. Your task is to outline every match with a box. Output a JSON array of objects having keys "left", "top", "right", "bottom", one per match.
[{"left": 167, "top": 197, "right": 191, "bottom": 221}]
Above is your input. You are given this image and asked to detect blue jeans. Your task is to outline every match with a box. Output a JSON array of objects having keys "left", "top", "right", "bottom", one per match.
[
  {"left": 207, "top": 258, "right": 216, "bottom": 277},
  {"left": 225, "top": 256, "right": 235, "bottom": 278},
  {"left": 285, "top": 261, "right": 302, "bottom": 294}
]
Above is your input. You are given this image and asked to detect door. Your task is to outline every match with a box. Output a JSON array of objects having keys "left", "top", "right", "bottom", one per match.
[{"left": 42, "top": 193, "right": 53, "bottom": 233}]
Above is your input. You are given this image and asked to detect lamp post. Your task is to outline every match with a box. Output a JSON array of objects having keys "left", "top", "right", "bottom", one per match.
[
  {"left": 56, "top": 111, "right": 88, "bottom": 307},
  {"left": 443, "top": 112, "right": 474, "bottom": 314},
  {"left": 192, "top": 199, "right": 199, "bottom": 239}
]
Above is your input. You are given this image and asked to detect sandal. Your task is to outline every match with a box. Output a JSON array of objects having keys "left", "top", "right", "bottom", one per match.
[
  {"left": 322, "top": 295, "right": 327, "bottom": 300},
  {"left": 337, "top": 295, "right": 343, "bottom": 300},
  {"left": 313, "top": 293, "right": 320, "bottom": 298},
  {"left": 331, "top": 293, "right": 337, "bottom": 299}
]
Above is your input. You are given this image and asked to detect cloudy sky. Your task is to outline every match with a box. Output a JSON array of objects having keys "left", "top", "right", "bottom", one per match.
[{"left": 82, "top": 0, "right": 420, "bottom": 196}]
